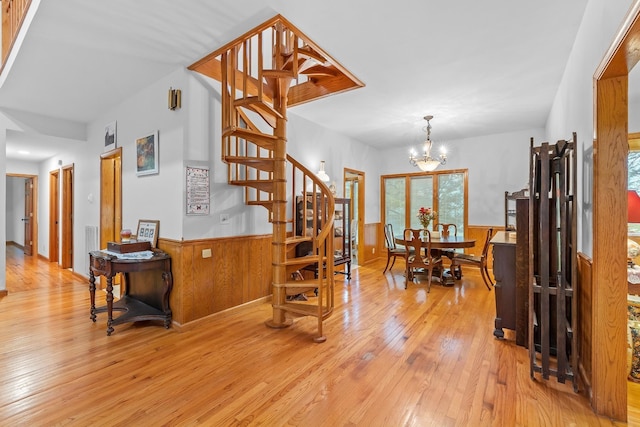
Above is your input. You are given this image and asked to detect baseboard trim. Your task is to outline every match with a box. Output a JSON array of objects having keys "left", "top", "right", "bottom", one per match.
[{"left": 171, "top": 295, "right": 273, "bottom": 332}]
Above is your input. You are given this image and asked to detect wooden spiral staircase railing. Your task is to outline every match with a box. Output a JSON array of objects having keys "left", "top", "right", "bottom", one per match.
[
  {"left": 1, "top": 0, "right": 31, "bottom": 73},
  {"left": 189, "top": 14, "right": 363, "bottom": 341}
]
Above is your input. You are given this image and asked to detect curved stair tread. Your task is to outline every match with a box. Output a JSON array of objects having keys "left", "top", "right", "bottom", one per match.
[
  {"left": 229, "top": 179, "right": 273, "bottom": 193},
  {"left": 223, "top": 127, "right": 277, "bottom": 150},
  {"left": 224, "top": 156, "right": 275, "bottom": 172},
  {"left": 234, "top": 97, "right": 283, "bottom": 128}
]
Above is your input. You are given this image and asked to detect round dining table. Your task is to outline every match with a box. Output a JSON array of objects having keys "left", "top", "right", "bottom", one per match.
[
  {"left": 394, "top": 234, "right": 476, "bottom": 251},
  {"left": 394, "top": 234, "right": 476, "bottom": 284}
]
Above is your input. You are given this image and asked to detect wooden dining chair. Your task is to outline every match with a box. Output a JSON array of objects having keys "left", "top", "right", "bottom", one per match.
[
  {"left": 403, "top": 228, "right": 443, "bottom": 292},
  {"left": 437, "top": 223, "right": 459, "bottom": 261},
  {"left": 383, "top": 223, "right": 413, "bottom": 273},
  {"left": 438, "top": 223, "right": 457, "bottom": 238},
  {"left": 450, "top": 227, "right": 494, "bottom": 290}
]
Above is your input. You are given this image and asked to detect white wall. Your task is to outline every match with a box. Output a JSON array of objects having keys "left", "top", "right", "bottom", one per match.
[
  {"left": 286, "top": 113, "right": 382, "bottom": 224},
  {"left": 6, "top": 159, "right": 39, "bottom": 175},
  {"left": 180, "top": 73, "right": 381, "bottom": 239},
  {"left": 36, "top": 69, "right": 189, "bottom": 272},
  {"left": 377, "top": 128, "right": 545, "bottom": 226},
  {"left": 181, "top": 73, "right": 273, "bottom": 240},
  {"left": 546, "top": 0, "right": 635, "bottom": 256}
]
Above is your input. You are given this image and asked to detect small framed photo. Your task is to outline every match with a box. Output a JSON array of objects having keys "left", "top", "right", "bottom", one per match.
[
  {"left": 104, "top": 121, "right": 117, "bottom": 152},
  {"left": 136, "top": 220, "right": 159, "bottom": 248},
  {"left": 136, "top": 131, "right": 159, "bottom": 176}
]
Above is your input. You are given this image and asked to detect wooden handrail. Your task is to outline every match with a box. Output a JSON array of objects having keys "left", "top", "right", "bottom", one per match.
[{"left": 1, "top": 0, "right": 31, "bottom": 72}]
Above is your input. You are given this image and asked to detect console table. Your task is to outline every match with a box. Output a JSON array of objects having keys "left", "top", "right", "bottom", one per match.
[{"left": 89, "top": 250, "right": 173, "bottom": 335}]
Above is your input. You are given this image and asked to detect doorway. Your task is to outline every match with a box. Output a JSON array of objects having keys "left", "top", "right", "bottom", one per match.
[
  {"left": 100, "top": 148, "right": 122, "bottom": 249},
  {"left": 6, "top": 174, "right": 38, "bottom": 257},
  {"left": 344, "top": 168, "right": 364, "bottom": 265}
]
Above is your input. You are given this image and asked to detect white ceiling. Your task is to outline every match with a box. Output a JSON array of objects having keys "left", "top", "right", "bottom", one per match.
[{"left": 1, "top": 0, "right": 589, "bottom": 162}]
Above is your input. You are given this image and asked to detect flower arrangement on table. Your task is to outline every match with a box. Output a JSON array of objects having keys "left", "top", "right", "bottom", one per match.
[{"left": 417, "top": 207, "right": 437, "bottom": 229}]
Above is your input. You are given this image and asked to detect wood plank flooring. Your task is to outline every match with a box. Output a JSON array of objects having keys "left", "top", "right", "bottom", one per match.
[{"left": 1, "top": 245, "right": 638, "bottom": 426}]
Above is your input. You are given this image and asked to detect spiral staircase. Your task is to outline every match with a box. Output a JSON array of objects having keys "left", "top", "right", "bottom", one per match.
[{"left": 189, "top": 15, "right": 364, "bottom": 341}]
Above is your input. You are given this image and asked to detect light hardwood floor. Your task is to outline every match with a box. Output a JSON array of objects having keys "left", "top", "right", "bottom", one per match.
[{"left": 1, "top": 244, "right": 638, "bottom": 426}]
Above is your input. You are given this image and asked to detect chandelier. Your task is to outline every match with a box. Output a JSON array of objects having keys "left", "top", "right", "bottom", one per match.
[{"left": 409, "top": 115, "right": 447, "bottom": 172}]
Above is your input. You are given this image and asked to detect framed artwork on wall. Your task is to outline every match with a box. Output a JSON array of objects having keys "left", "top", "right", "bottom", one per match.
[
  {"left": 104, "top": 121, "right": 117, "bottom": 152},
  {"left": 186, "top": 165, "right": 210, "bottom": 215},
  {"left": 136, "top": 131, "right": 159, "bottom": 176},
  {"left": 136, "top": 219, "right": 159, "bottom": 248}
]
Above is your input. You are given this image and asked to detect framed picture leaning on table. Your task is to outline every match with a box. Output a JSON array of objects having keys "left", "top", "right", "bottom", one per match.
[{"left": 136, "top": 220, "right": 159, "bottom": 248}]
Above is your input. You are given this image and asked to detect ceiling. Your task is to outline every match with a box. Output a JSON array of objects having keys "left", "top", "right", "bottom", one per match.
[{"left": 1, "top": 0, "right": 589, "bottom": 162}]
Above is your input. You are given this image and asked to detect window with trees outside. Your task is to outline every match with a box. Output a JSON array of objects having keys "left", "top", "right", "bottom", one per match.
[{"left": 382, "top": 169, "right": 468, "bottom": 238}]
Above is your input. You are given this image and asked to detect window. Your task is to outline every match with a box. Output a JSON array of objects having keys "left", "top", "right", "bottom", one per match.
[{"left": 382, "top": 169, "right": 468, "bottom": 237}]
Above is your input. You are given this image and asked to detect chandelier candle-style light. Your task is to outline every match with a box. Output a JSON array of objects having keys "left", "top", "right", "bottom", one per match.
[
  {"left": 409, "top": 115, "right": 447, "bottom": 172},
  {"left": 317, "top": 160, "right": 330, "bottom": 182}
]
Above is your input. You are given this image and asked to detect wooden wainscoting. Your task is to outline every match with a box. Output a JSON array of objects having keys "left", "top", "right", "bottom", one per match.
[
  {"left": 158, "top": 235, "right": 272, "bottom": 326},
  {"left": 362, "top": 223, "right": 381, "bottom": 265},
  {"left": 466, "top": 225, "right": 496, "bottom": 267},
  {"left": 577, "top": 252, "right": 593, "bottom": 400}
]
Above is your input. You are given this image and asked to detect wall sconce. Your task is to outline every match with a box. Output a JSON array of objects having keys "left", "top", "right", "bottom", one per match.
[{"left": 168, "top": 87, "right": 181, "bottom": 110}]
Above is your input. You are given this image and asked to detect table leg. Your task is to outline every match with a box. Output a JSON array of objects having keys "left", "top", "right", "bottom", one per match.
[
  {"left": 89, "top": 271, "right": 96, "bottom": 322},
  {"left": 106, "top": 275, "right": 114, "bottom": 336},
  {"left": 162, "top": 271, "right": 173, "bottom": 329}
]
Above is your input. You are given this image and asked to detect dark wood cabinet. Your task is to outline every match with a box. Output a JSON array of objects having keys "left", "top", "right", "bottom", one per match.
[
  {"left": 332, "top": 198, "right": 352, "bottom": 279},
  {"left": 491, "top": 232, "right": 517, "bottom": 339},
  {"left": 89, "top": 250, "right": 173, "bottom": 335},
  {"left": 491, "top": 199, "right": 529, "bottom": 347},
  {"left": 504, "top": 188, "right": 527, "bottom": 231},
  {"left": 297, "top": 195, "right": 351, "bottom": 279}
]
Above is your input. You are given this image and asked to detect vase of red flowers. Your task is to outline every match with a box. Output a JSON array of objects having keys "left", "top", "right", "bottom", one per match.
[{"left": 417, "top": 207, "right": 437, "bottom": 235}]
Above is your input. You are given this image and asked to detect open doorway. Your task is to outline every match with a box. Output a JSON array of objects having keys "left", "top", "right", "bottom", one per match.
[
  {"left": 6, "top": 174, "right": 37, "bottom": 256},
  {"left": 344, "top": 168, "right": 364, "bottom": 266},
  {"left": 99, "top": 148, "right": 122, "bottom": 289},
  {"left": 5, "top": 174, "right": 38, "bottom": 293}
]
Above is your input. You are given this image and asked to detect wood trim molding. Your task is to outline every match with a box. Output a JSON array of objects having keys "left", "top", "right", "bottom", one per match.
[
  {"left": 590, "top": 1, "right": 640, "bottom": 419},
  {"left": 577, "top": 252, "right": 593, "bottom": 399},
  {"left": 157, "top": 235, "right": 272, "bottom": 325}
]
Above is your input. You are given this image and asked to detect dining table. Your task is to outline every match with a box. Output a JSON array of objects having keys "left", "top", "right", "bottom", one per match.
[{"left": 394, "top": 234, "right": 477, "bottom": 285}]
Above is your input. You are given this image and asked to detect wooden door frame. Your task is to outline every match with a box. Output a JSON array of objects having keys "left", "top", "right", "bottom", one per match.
[
  {"left": 49, "top": 169, "right": 59, "bottom": 263},
  {"left": 344, "top": 168, "right": 364, "bottom": 263},
  {"left": 23, "top": 177, "right": 34, "bottom": 255},
  {"left": 592, "top": 0, "right": 640, "bottom": 420},
  {"left": 61, "top": 164, "right": 73, "bottom": 269},
  {"left": 6, "top": 174, "right": 37, "bottom": 257},
  {"left": 100, "top": 148, "right": 122, "bottom": 250}
]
